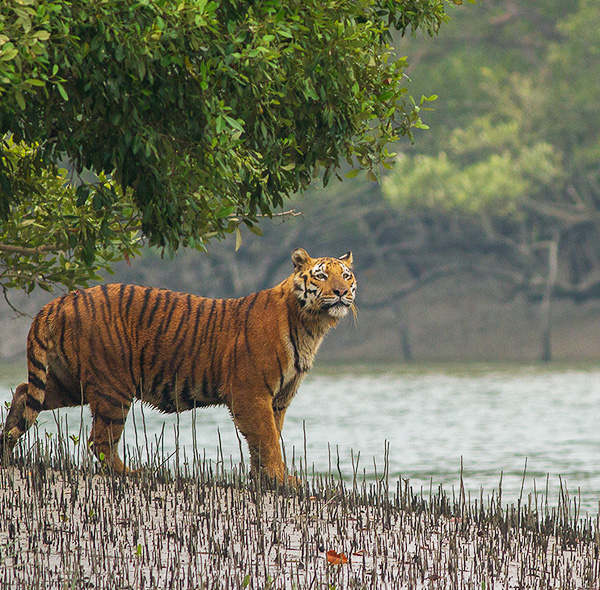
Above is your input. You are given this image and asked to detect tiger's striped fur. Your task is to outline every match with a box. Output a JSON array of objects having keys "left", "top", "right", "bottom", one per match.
[{"left": 0, "top": 248, "right": 356, "bottom": 481}]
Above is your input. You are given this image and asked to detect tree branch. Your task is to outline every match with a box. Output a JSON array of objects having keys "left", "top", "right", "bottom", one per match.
[
  {"left": 360, "top": 263, "right": 476, "bottom": 309},
  {"left": 521, "top": 197, "right": 593, "bottom": 226},
  {"left": 0, "top": 243, "right": 57, "bottom": 256}
]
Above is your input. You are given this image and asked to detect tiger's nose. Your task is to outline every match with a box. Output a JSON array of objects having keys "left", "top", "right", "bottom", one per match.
[{"left": 333, "top": 286, "right": 348, "bottom": 298}]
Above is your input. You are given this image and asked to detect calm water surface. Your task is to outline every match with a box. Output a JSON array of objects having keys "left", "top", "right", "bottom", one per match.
[{"left": 1, "top": 363, "right": 599, "bottom": 514}]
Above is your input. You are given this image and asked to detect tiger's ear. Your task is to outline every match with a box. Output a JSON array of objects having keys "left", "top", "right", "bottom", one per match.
[
  {"left": 291, "top": 248, "right": 312, "bottom": 271},
  {"left": 339, "top": 251, "right": 353, "bottom": 267}
]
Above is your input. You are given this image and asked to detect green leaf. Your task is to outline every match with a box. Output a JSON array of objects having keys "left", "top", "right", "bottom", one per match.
[
  {"left": 33, "top": 30, "right": 51, "bottom": 41},
  {"left": 15, "top": 91, "right": 26, "bottom": 110},
  {"left": 76, "top": 185, "right": 90, "bottom": 207},
  {"left": 223, "top": 115, "right": 244, "bottom": 132},
  {"left": 216, "top": 205, "right": 235, "bottom": 218},
  {"left": 56, "top": 82, "right": 69, "bottom": 101},
  {"left": 0, "top": 46, "right": 18, "bottom": 61}
]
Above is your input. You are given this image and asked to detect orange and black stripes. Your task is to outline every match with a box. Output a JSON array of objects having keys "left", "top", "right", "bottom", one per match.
[{"left": 0, "top": 248, "right": 357, "bottom": 480}]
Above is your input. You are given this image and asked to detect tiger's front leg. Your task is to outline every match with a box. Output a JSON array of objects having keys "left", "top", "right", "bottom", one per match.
[
  {"left": 88, "top": 392, "right": 132, "bottom": 474},
  {"left": 273, "top": 406, "right": 287, "bottom": 436},
  {"left": 231, "top": 396, "right": 286, "bottom": 483}
]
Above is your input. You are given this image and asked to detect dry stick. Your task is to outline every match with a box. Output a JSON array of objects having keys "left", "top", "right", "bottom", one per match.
[
  {"left": 546, "top": 473, "right": 556, "bottom": 533},
  {"left": 518, "top": 457, "right": 528, "bottom": 507},
  {"left": 78, "top": 381, "right": 86, "bottom": 468},
  {"left": 383, "top": 439, "right": 390, "bottom": 495},
  {"left": 130, "top": 400, "right": 142, "bottom": 470},
  {"left": 229, "top": 387, "right": 246, "bottom": 481},
  {"left": 139, "top": 381, "right": 151, "bottom": 467},
  {"left": 327, "top": 442, "right": 332, "bottom": 488},
  {"left": 217, "top": 427, "right": 224, "bottom": 480},
  {"left": 350, "top": 448, "right": 360, "bottom": 493},
  {"left": 50, "top": 410, "right": 64, "bottom": 466},
  {"left": 118, "top": 401, "right": 128, "bottom": 472},
  {"left": 61, "top": 412, "right": 71, "bottom": 471},
  {"left": 459, "top": 456, "right": 466, "bottom": 519},
  {"left": 151, "top": 422, "right": 166, "bottom": 471},
  {"left": 191, "top": 399, "right": 200, "bottom": 478},
  {"left": 498, "top": 470, "right": 504, "bottom": 512},
  {"left": 280, "top": 433, "right": 287, "bottom": 482},
  {"left": 372, "top": 455, "right": 378, "bottom": 491},
  {"left": 155, "top": 450, "right": 178, "bottom": 472},
  {"left": 174, "top": 374, "right": 180, "bottom": 476},
  {"left": 303, "top": 419, "right": 308, "bottom": 485}
]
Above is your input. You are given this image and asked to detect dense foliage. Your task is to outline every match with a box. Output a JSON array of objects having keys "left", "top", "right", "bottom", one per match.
[
  {"left": 0, "top": 138, "right": 141, "bottom": 294},
  {"left": 0, "top": 0, "right": 459, "bottom": 293}
]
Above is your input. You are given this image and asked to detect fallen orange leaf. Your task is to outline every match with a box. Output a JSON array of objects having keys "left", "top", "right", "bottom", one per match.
[{"left": 326, "top": 550, "right": 348, "bottom": 565}]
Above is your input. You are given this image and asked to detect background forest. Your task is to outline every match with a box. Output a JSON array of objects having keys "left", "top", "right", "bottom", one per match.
[{"left": 3, "top": 0, "right": 600, "bottom": 364}]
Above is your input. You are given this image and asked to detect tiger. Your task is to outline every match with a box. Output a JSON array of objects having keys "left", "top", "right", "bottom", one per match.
[{"left": 0, "top": 248, "right": 356, "bottom": 482}]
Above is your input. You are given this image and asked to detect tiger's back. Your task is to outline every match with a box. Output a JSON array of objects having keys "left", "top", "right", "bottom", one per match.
[
  {"left": 1, "top": 248, "right": 356, "bottom": 481},
  {"left": 39, "top": 285, "right": 277, "bottom": 407}
]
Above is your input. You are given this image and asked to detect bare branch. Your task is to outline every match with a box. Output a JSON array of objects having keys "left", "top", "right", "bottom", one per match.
[
  {"left": 521, "top": 197, "right": 594, "bottom": 226},
  {"left": 526, "top": 274, "right": 600, "bottom": 303},
  {"left": 242, "top": 209, "right": 303, "bottom": 220},
  {"left": 360, "top": 263, "right": 476, "bottom": 309},
  {"left": 1, "top": 285, "right": 29, "bottom": 317},
  {"left": 266, "top": 209, "right": 303, "bottom": 219}
]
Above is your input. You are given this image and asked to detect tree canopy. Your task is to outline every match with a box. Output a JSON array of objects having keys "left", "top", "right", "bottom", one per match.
[{"left": 0, "top": 0, "right": 460, "bottom": 294}]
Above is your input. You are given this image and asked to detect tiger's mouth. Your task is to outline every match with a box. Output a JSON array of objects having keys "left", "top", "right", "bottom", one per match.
[
  {"left": 321, "top": 299, "right": 352, "bottom": 316},
  {"left": 322, "top": 299, "right": 351, "bottom": 309}
]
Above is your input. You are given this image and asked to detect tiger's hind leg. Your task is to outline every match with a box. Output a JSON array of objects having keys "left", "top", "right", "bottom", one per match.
[
  {"left": 88, "top": 396, "right": 132, "bottom": 474},
  {"left": 0, "top": 383, "right": 29, "bottom": 460},
  {"left": 0, "top": 333, "right": 51, "bottom": 462},
  {"left": 0, "top": 370, "right": 83, "bottom": 462}
]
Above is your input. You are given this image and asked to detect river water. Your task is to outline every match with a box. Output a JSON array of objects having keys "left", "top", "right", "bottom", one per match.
[{"left": 1, "top": 363, "right": 599, "bottom": 514}]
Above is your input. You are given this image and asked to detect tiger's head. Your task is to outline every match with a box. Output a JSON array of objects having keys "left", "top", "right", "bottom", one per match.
[{"left": 291, "top": 248, "right": 356, "bottom": 319}]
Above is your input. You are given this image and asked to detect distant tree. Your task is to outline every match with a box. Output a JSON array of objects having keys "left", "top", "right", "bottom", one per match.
[
  {"left": 383, "top": 0, "right": 600, "bottom": 360},
  {"left": 0, "top": 0, "right": 461, "bottom": 294}
]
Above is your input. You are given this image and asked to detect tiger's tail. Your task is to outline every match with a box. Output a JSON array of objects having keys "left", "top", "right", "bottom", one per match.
[{"left": 0, "top": 317, "right": 49, "bottom": 460}]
